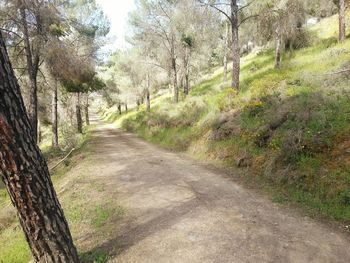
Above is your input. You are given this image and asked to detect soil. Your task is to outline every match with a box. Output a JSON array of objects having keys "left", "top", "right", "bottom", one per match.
[{"left": 87, "top": 114, "right": 350, "bottom": 263}]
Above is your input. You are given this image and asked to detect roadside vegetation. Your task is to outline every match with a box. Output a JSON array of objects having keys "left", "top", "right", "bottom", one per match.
[
  {"left": 0, "top": 125, "right": 124, "bottom": 263},
  {"left": 101, "top": 15, "right": 350, "bottom": 224}
]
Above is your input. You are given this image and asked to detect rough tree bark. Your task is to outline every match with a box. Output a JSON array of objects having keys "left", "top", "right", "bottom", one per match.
[
  {"left": 223, "top": 19, "right": 229, "bottom": 83},
  {"left": 339, "top": 0, "right": 346, "bottom": 42},
  {"left": 19, "top": 1, "right": 40, "bottom": 141},
  {"left": 52, "top": 79, "right": 59, "bottom": 148},
  {"left": 275, "top": 24, "right": 282, "bottom": 69},
  {"left": 231, "top": 0, "right": 240, "bottom": 90},
  {"left": 0, "top": 31, "right": 79, "bottom": 263},
  {"left": 76, "top": 93, "right": 82, "bottom": 133},
  {"left": 84, "top": 94, "right": 90, "bottom": 126}
]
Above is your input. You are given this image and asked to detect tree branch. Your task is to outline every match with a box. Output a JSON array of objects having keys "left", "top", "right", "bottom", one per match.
[{"left": 198, "top": 0, "right": 232, "bottom": 23}]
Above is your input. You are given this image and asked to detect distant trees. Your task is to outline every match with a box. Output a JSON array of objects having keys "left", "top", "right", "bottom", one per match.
[
  {"left": 1, "top": 0, "right": 58, "bottom": 141},
  {"left": 1, "top": 0, "right": 109, "bottom": 144},
  {"left": 258, "top": 0, "right": 306, "bottom": 68},
  {"left": 0, "top": 31, "right": 79, "bottom": 263}
]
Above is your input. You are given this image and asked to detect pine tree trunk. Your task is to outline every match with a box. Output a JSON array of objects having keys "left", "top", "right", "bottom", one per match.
[
  {"left": 85, "top": 94, "right": 90, "bottom": 126},
  {"left": 172, "top": 56, "right": 178, "bottom": 103},
  {"left": 223, "top": 19, "right": 229, "bottom": 83},
  {"left": 275, "top": 24, "right": 282, "bottom": 69},
  {"left": 231, "top": 0, "right": 240, "bottom": 90},
  {"left": 339, "top": 0, "right": 346, "bottom": 42},
  {"left": 20, "top": 2, "right": 39, "bottom": 142},
  {"left": 52, "top": 79, "right": 59, "bottom": 148},
  {"left": 76, "top": 93, "right": 82, "bottom": 134},
  {"left": 184, "top": 72, "right": 189, "bottom": 95},
  {"left": 0, "top": 31, "right": 79, "bottom": 263},
  {"left": 146, "top": 74, "right": 151, "bottom": 112},
  {"left": 183, "top": 47, "right": 190, "bottom": 96},
  {"left": 146, "top": 89, "right": 151, "bottom": 112}
]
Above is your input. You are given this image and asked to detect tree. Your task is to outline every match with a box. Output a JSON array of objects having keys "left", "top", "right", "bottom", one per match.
[
  {"left": 338, "top": 0, "right": 346, "bottom": 42},
  {"left": 129, "top": 0, "right": 181, "bottom": 102},
  {"left": 0, "top": 31, "right": 79, "bottom": 263},
  {"left": 258, "top": 0, "right": 306, "bottom": 68},
  {"left": 199, "top": 0, "right": 256, "bottom": 90}
]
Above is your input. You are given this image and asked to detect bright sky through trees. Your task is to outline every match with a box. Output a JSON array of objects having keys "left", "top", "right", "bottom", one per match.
[{"left": 96, "top": 0, "right": 136, "bottom": 50}]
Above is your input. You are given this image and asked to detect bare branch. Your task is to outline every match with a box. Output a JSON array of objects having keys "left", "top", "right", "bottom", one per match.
[
  {"left": 197, "top": 0, "right": 232, "bottom": 22},
  {"left": 238, "top": 14, "right": 259, "bottom": 27}
]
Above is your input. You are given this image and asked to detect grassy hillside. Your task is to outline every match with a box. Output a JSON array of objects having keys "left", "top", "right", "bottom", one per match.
[{"left": 102, "top": 16, "right": 350, "bottom": 224}]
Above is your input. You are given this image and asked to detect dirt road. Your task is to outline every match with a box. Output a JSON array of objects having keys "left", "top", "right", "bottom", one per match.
[{"left": 88, "top": 114, "right": 350, "bottom": 263}]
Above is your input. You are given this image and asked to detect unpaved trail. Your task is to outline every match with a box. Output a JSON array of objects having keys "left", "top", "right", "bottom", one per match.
[{"left": 88, "top": 114, "right": 350, "bottom": 263}]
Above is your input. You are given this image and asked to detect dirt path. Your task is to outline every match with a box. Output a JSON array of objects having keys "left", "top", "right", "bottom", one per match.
[{"left": 88, "top": 114, "right": 350, "bottom": 263}]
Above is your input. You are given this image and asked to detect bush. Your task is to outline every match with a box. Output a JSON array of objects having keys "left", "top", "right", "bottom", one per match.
[
  {"left": 320, "top": 37, "right": 338, "bottom": 48},
  {"left": 340, "top": 189, "right": 350, "bottom": 205},
  {"left": 216, "top": 88, "right": 237, "bottom": 111}
]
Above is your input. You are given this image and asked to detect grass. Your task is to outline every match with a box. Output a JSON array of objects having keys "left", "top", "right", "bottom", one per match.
[
  {"left": 0, "top": 123, "right": 126, "bottom": 263},
  {"left": 0, "top": 228, "right": 31, "bottom": 263},
  {"left": 102, "top": 14, "right": 350, "bottom": 224},
  {"left": 80, "top": 249, "right": 109, "bottom": 263}
]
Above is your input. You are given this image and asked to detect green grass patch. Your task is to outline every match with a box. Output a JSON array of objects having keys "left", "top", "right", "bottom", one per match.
[
  {"left": 80, "top": 249, "right": 109, "bottom": 263},
  {"left": 0, "top": 227, "right": 31, "bottom": 263},
  {"left": 92, "top": 206, "right": 111, "bottom": 229}
]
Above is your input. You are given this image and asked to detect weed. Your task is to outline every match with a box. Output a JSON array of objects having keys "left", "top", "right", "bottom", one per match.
[
  {"left": 92, "top": 206, "right": 111, "bottom": 229},
  {"left": 80, "top": 249, "right": 109, "bottom": 263}
]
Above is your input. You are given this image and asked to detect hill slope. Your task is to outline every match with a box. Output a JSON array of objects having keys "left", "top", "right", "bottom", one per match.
[{"left": 103, "top": 16, "right": 350, "bottom": 224}]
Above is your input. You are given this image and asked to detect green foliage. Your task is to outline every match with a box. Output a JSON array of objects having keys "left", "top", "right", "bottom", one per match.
[
  {"left": 340, "top": 189, "right": 350, "bottom": 205},
  {"left": 62, "top": 76, "right": 105, "bottom": 94},
  {"left": 92, "top": 206, "right": 111, "bottom": 229},
  {"left": 80, "top": 249, "right": 109, "bottom": 263}
]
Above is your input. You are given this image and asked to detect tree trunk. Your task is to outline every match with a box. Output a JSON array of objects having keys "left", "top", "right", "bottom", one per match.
[
  {"left": 146, "top": 89, "right": 151, "bottom": 112},
  {"left": 20, "top": 2, "right": 39, "bottom": 142},
  {"left": 136, "top": 100, "right": 140, "bottom": 111},
  {"left": 37, "top": 119, "right": 42, "bottom": 143},
  {"left": 146, "top": 74, "right": 151, "bottom": 112},
  {"left": 183, "top": 46, "right": 190, "bottom": 96},
  {"left": 339, "top": 0, "right": 346, "bottom": 42},
  {"left": 275, "top": 24, "right": 282, "bottom": 69},
  {"left": 223, "top": 19, "right": 229, "bottom": 83},
  {"left": 125, "top": 102, "right": 128, "bottom": 113},
  {"left": 118, "top": 104, "right": 122, "bottom": 115},
  {"left": 52, "top": 79, "right": 59, "bottom": 148},
  {"left": 231, "top": 0, "right": 240, "bottom": 90},
  {"left": 172, "top": 56, "right": 178, "bottom": 103},
  {"left": 76, "top": 92, "right": 82, "bottom": 134},
  {"left": 0, "top": 31, "right": 79, "bottom": 263},
  {"left": 84, "top": 94, "right": 90, "bottom": 126}
]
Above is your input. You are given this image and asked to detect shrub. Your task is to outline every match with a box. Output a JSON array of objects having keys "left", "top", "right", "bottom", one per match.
[
  {"left": 340, "top": 189, "right": 350, "bottom": 205},
  {"left": 320, "top": 37, "right": 338, "bottom": 48}
]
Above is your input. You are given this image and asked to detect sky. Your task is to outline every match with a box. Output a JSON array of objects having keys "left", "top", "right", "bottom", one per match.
[{"left": 96, "top": 0, "right": 136, "bottom": 52}]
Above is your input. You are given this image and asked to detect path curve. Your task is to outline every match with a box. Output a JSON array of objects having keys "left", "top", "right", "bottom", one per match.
[{"left": 89, "top": 114, "right": 350, "bottom": 263}]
